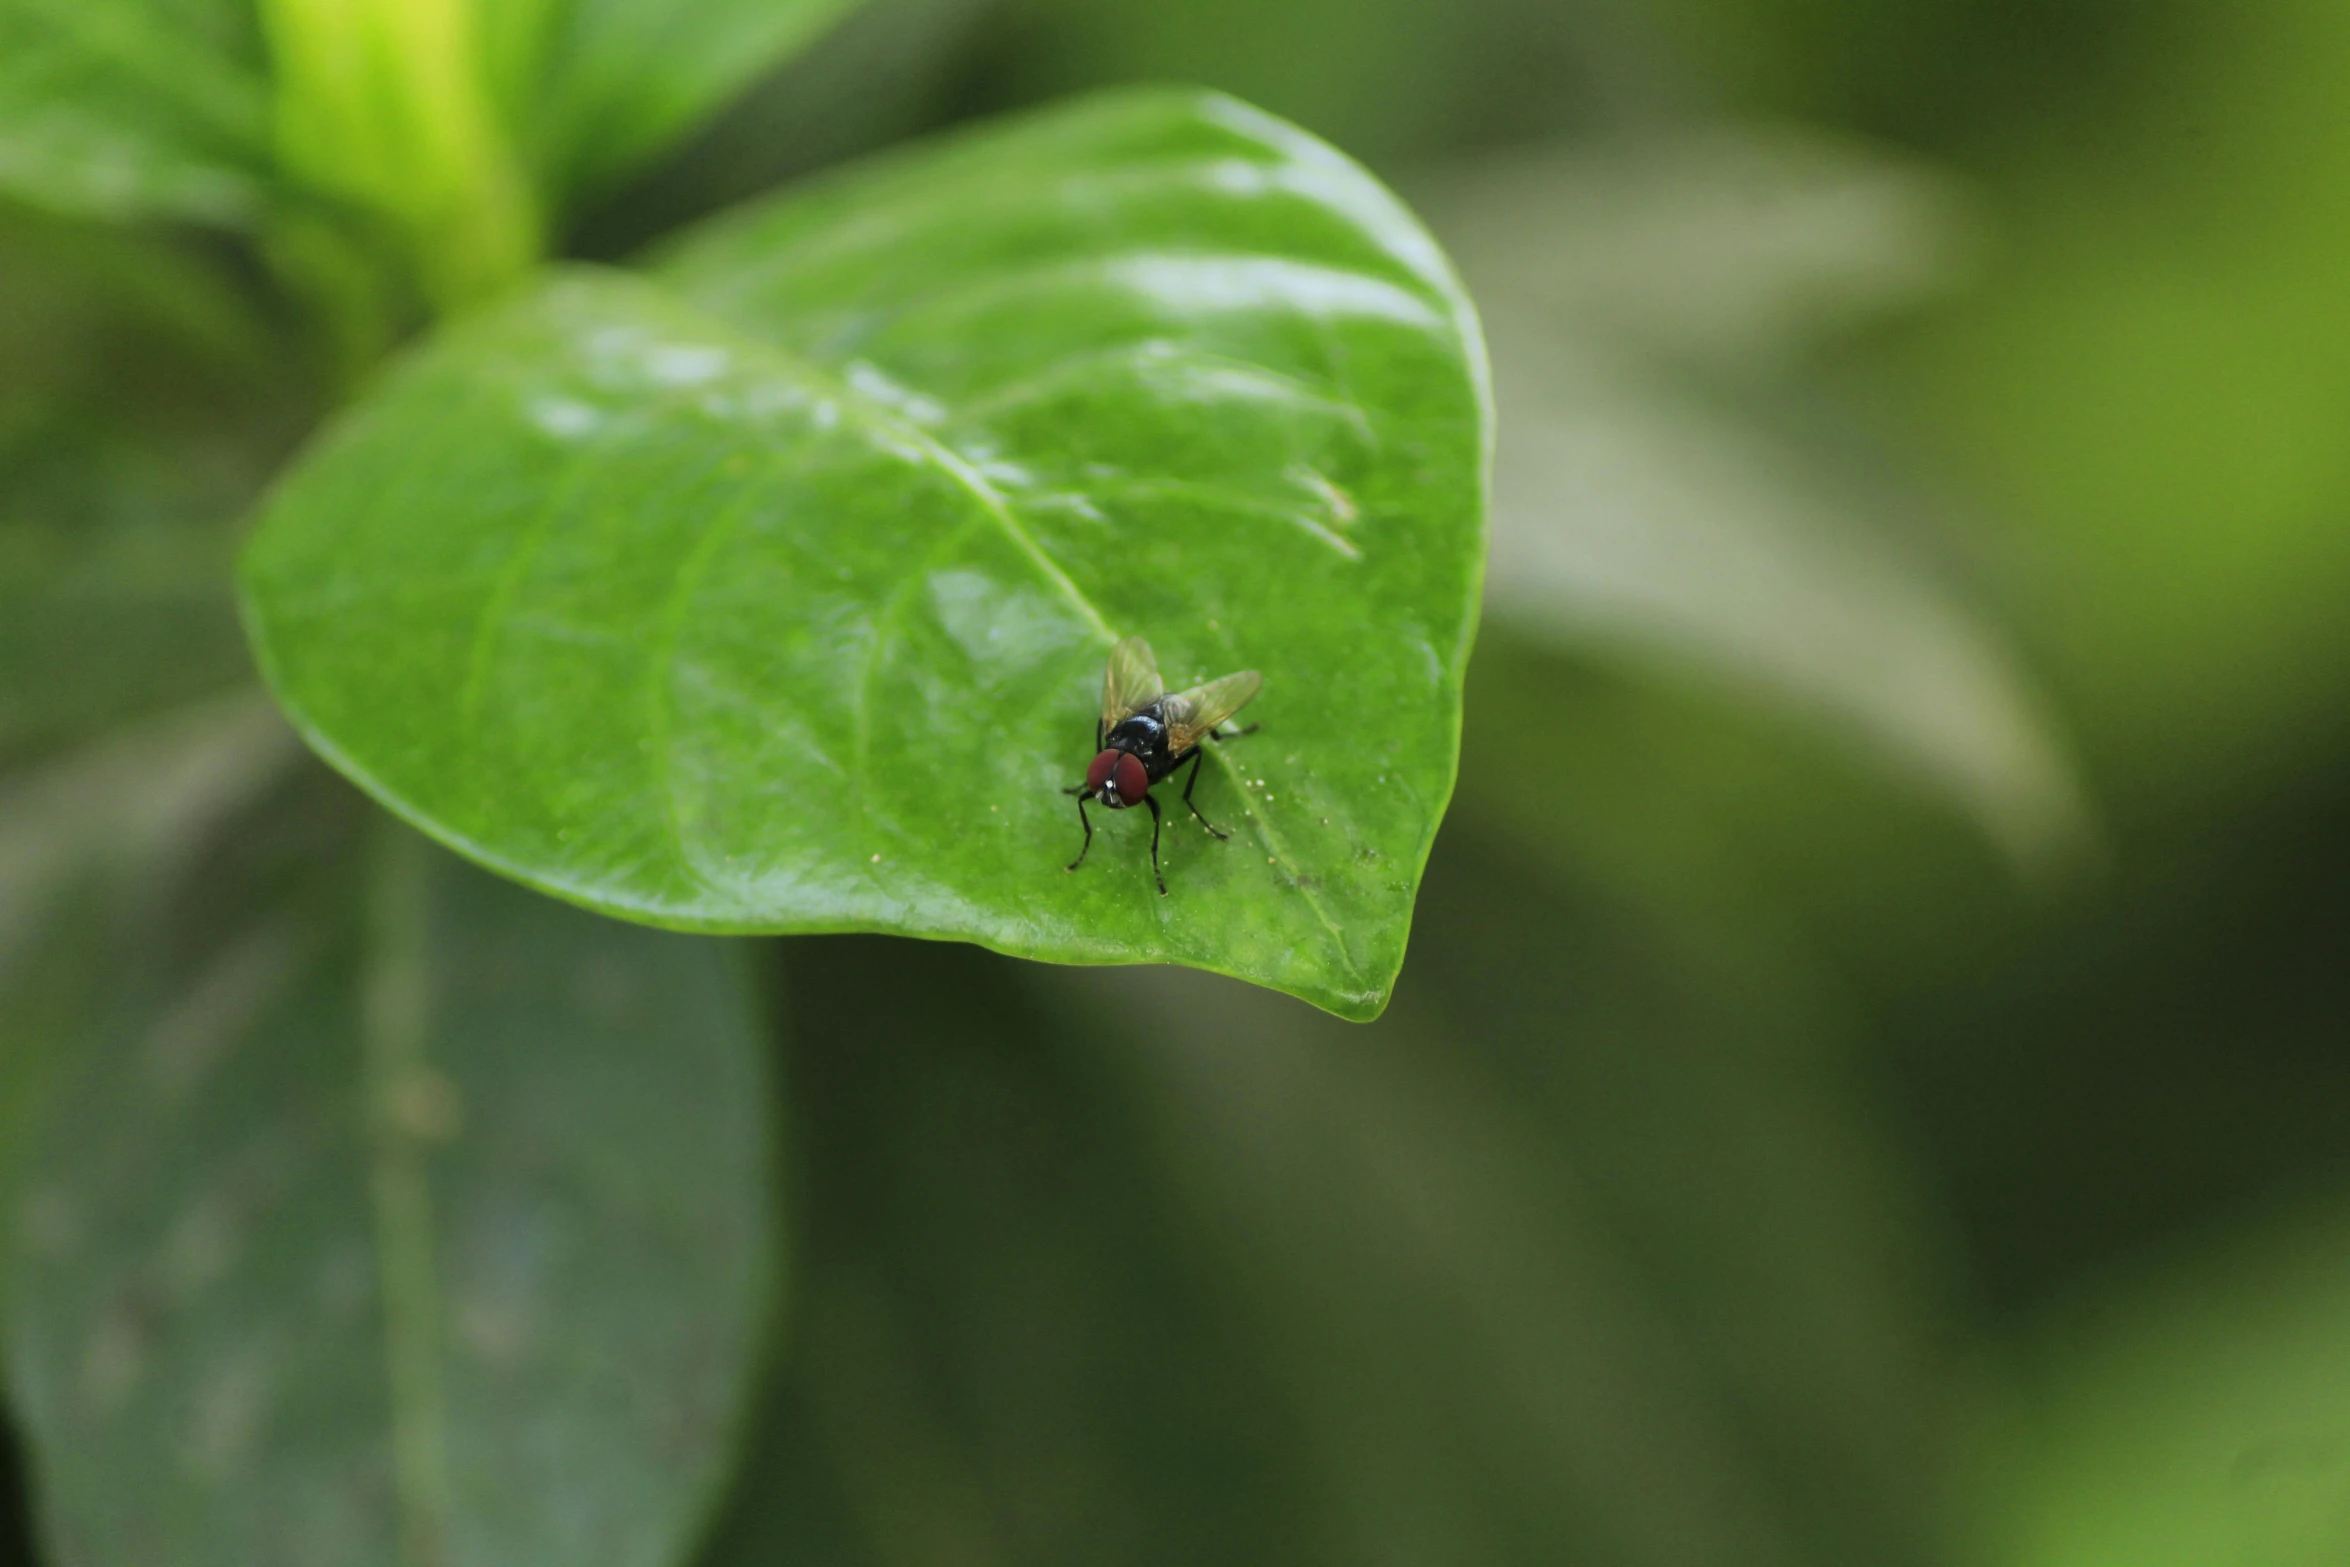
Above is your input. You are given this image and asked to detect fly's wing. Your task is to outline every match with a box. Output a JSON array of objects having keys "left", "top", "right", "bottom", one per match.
[
  {"left": 1101, "top": 635, "right": 1164, "bottom": 728},
  {"left": 1161, "top": 669, "right": 1263, "bottom": 754}
]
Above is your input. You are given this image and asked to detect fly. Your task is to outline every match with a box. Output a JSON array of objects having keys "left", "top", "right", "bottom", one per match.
[{"left": 1065, "top": 634, "right": 1262, "bottom": 895}]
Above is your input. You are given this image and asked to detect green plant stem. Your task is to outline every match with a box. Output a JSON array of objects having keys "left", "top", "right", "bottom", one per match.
[{"left": 259, "top": 0, "right": 541, "bottom": 339}]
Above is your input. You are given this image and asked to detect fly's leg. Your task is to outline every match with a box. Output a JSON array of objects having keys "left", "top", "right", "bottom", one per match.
[
  {"left": 1065, "top": 795, "right": 1094, "bottom": 872},
  {"left": 1180, "top": 749, "right": 1230, "bottom": 840},
  {"left": 1206, "top": 723, "right": 1261, "bottom": 741},
  {"left": 1145, "top": 793, "right": 1166, "bottom": 895}
]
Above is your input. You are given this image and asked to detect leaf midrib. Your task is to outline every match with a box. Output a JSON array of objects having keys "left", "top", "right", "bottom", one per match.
[{"left": 361, "top": 826, "right": 455, "bottom": 1567}]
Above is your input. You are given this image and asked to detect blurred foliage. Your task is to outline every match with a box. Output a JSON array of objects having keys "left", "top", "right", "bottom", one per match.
[
  {"left": 707, "top": 852, "right": 1945, "bottom": 1567},
  {"left": 0, "top": 210, "right": 294, "bottom": 766},
  {"left": 8, "top": 788, "right": 775, "bottom": 1567},
  {"left": 1420, "top": 125, "right": 2079, "bottom": 861},
  {"left": 1968, "top": 1193, "right": 2350, "bottom": 1567},
  {"left": 0, "top": 0, "right": 270, "bottom": 227},
  {"left": 6, "top": 0, "right": 2350, "bottom": 1562}
]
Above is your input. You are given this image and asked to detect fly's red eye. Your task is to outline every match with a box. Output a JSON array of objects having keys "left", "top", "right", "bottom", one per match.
[
  {"left": 1085, "top": 751, "right": 1119, "bottom": 794},
  {"left": 1113, "top": 753, "right": 1150, "bottom": 805}
]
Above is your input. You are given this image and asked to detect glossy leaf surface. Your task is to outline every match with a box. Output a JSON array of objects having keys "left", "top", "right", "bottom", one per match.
[
  {"left": 7, "top": 802, "right": 776, "bottom": 1567},
  {"left": 242, "top": 89, "right": 1491, "bottom": 1020}
]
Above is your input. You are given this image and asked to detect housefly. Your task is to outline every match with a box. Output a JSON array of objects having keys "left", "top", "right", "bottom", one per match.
[{"left": 1065, "top": 635, "right": 1262, "bottom": 895}]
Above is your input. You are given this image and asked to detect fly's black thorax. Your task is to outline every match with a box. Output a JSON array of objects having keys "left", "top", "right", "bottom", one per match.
[{"left": 1106, "top": 703, "right": 1179, "bottom": 781}]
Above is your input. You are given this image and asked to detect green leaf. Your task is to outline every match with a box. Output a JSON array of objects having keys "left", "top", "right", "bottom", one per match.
[
  {"left": 517, "top": 0, "right": 872, "bottom": 206},
  {"left": 0, "top": 212, "right": 292, "bottom": 766},
  {"left": 0, "top": 695, "right": 297, "bottom": 978},
  {"left": 1482, "top": 345, "right": 2080, "bottom": 862},
  {"left": 1418, "top": 127, "right": 1972, "bottom": 371},
  {"left": 0, "top": 208, "right": 287, "bottom": 402},
  {"left": 0, "top": 697, "right": 300, "bottom": 1256},
  {"left": 6, "top": 801, "right": 778, "bottom": 1567},
  {"left": 1419, "top": 129, "right": 2082, "bottom": 862},
  {"left": 240, "top": 89, "right": 1492, "bottom": 1021},
  {"left": 0, "top": 0, "right": 270, "bottom": 225}
]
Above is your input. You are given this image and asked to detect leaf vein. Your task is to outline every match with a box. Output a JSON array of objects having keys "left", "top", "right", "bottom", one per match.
[
  {"left": 454, "top": 415, "right": 602, "bottom": 769},
  {"left": 645, "top": 461, "right": 778, "bottom": 890},
  {"left": 1207, "top": 741, "right": 1363, "bottom": 985}
]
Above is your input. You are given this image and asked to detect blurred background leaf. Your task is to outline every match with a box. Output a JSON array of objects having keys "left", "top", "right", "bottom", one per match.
[
  {"left": 570, "top": 0, "right": 996, "bottom": 257},
  {"left": 0, "top": 210, "right": 296, "bottom": 768},
  {"left": 513, "top": 0, "right": 873, "bottom": 210},
  {"left": 6, "top": 797, "right": 776, "bottom": 1567},
  {"left": 0, "top": 697, "right": 301, "bottom": 1257},
  {"left": 1419, "top": 126, "right": 2082, "bottom": 861},
  {"left": 0, "top": 0, "right": 269, "bottom": 226}
]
